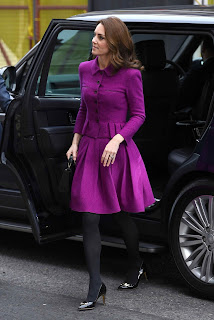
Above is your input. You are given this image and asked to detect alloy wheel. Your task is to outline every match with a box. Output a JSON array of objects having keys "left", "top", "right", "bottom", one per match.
[{"left": 179, "top": 195, "right": 214, "bottom": 283}]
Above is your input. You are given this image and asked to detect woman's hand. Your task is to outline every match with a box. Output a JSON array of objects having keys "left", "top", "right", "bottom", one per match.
[
  {"left": 66, "top": 133, "right": 82, "bottom": 162},
  {"left": 66, "top": 143, "right": 78, "bottom": 162},
  {"left": 101, "top": 134, "right": 124, "bottom": 167}
]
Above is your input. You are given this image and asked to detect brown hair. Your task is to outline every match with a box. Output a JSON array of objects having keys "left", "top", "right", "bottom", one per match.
[{"left": 96, "top": 16, "right": 142, "bottom": 72}]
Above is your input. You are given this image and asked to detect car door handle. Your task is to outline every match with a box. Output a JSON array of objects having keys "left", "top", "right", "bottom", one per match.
[{"left": 68, "top": 112, "right": 76, "bottom": 125}]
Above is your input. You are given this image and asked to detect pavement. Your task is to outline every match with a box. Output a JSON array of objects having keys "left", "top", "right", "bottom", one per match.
[{"left": 0, "top": 230, "right": 214, "bottom": 320}]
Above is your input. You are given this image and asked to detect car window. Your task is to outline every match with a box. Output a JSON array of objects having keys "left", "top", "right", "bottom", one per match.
[
  {"left": 192, "top": 43, "right": 202, "bottom": 62},
  {"left": 36, "top": 29, "right": 93, "bottom": 97},
  {"left": 132, "top": 33, "right": 188, "bottom": 60}
]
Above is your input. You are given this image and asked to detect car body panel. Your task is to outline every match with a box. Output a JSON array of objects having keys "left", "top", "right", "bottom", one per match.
[
  {"left": 68, "top": 6, "right": 214, "bottom": 24},
  {"left": 69, "top": 12, "right": 214, "bottom": 25}
]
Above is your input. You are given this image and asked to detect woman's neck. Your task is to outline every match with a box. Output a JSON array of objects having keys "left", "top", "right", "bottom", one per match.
[{"left": 98, "top": 55, "right": 111, "bottom": 70}]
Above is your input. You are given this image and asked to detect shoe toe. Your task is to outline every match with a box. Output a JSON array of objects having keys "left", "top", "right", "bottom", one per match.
[
  {"left": 118, "top": 282, "right": 134, "bottom": 289},
  {"left": 78, "top": 301, "right": 94, "bottom": 311}
]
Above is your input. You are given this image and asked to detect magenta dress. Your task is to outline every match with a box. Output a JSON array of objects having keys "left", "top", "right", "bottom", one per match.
[{"left": 70, "top": 57, "right": 155, "bottom": 214}]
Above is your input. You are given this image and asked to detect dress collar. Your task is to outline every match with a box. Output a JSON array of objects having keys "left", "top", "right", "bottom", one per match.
[{"left": 91, "top": 56, "right": 114, "bottom": 76}]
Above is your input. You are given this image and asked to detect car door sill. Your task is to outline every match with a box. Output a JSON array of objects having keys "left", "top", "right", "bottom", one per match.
[{"left": 68, "top": 234, "right": 167, "bottom": 253}]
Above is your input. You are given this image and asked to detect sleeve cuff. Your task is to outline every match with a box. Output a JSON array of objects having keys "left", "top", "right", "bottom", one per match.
[
  {"left": 73, "top": 124, "right": 83, "bottom": 135},
  {"left": 118, "top": 130, "right": 132, "bottom": 145}
]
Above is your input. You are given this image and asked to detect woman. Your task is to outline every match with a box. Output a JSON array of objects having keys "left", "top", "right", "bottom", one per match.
[{"left": 66, "top": 17, "right": 155, "bottom": 311}]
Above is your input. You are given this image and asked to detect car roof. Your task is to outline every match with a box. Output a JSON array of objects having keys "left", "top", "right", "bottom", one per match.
[{"left": 68, "top": 5, "right": 214, "bottom": 25}]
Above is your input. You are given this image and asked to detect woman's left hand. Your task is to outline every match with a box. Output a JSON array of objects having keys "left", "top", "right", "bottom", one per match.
[{"left": 101, "top": 134, "right": 124, "bottom": 167}]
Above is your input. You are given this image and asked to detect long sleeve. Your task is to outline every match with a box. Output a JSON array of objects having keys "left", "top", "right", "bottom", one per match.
[
  {"left": 0, "top": 75, "right": 11, "bottom": 113},
  {"left": 119, "top": 69, "right": 146, "bottom": 144},
  {"left": 73, "top": 64, "right": 87, "bottom": 134}
]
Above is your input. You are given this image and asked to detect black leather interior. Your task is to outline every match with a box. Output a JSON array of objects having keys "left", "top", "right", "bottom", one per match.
[
  {"left": 192, "top": 73, "right": 214, "bottom": 121},
  {"left": 168, "top": 73, "right": 214, "bottom": 174},
  {"left": 32, "top": 97, "right": 79, "bottom": 208},
  {"left": 135, "top": 39, "right": 166, "bottom": 70},
  {"left": 39, "top": 126, "right": 73, "bottom": 158},
  {"left": 134, "top": 40, "right": 179, "bottom": 168}
]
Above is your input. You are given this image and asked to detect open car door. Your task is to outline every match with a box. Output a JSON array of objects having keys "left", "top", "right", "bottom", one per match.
[{"left": 1, "top": 19, "right": 95, "bottom": 244}]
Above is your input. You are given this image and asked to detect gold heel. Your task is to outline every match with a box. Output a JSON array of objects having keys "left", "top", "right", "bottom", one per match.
[
  {"left": 78, "top": 283, "right": 107, "bottom": 311},
  {"left": 118, "top": 262, "right": 147, "bottom": 289}
]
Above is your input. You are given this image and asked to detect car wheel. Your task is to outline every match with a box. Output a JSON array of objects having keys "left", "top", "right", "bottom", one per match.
[{"left": 169, "top": 179, "right": 214, "bottom": 297}]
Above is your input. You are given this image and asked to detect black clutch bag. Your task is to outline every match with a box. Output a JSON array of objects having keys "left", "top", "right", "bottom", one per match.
[{"left": 58, "top": 155, "right": 76, "bottom": 207}]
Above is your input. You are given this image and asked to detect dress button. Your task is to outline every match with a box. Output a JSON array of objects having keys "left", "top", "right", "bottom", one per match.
[
  {"left": 97, "top": 80, "right": 100, "bottom": 84},
  {"left": 100, "top": 71, "right": 103, "bottom": 75},
  {"left": 94, "top": 90, "right": 97, "bottom": 94}
]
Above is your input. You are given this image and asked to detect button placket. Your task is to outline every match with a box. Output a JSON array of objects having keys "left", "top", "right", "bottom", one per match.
[
  {"left": 95, "top": 76, "right": 102, "bottom": 122},
  {"left": 94, "top": 85, "right": 99, "bottom": 122}
]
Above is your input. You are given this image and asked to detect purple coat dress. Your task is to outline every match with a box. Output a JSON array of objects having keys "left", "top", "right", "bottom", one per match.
[{"left": 70, "top": 56, "right": 155, "bottom": 214}]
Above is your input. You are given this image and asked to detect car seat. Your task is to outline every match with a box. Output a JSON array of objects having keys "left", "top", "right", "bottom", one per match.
[{"left": 134, "top": 39, "right": 179, "bottom": 169}]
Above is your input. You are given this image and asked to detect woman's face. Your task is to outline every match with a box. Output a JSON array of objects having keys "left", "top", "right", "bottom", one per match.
[{"left": 92, "top": 23, "right": 110, "bottom": 58}]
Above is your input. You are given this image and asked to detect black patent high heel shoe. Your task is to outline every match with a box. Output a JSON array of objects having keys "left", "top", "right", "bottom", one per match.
[
  {"left": 78, "top": 283, "right": 106, "bottom": 311},
  {"left": 118, "top": 263, "right": 147, "bottom": 290}
]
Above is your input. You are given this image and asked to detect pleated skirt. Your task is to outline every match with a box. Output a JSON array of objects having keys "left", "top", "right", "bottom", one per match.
[{"left": 70, "top": 135, "right": 155, "bottom": 214}]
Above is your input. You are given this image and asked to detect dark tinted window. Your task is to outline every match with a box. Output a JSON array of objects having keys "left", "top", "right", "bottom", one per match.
[{"left": 132, "top": 33, "right": 188, "bottom": 60}]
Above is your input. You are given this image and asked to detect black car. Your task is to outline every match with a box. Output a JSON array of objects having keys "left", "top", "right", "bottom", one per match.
[{"left": 1, "top": 5, "right": 214, "bottom": 297}]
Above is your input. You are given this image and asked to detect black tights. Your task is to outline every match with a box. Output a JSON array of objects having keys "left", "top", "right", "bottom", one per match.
[
  {"left": 82, "top": 212, "right": 141, "bottom": 301},
  {"left": 82, "top": 213, "right": 102, "bottom": 301}
]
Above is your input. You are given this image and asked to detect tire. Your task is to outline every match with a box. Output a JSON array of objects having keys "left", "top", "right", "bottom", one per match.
[{"left": 169, "top": 179, "right": 214, "bottom": 298}]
